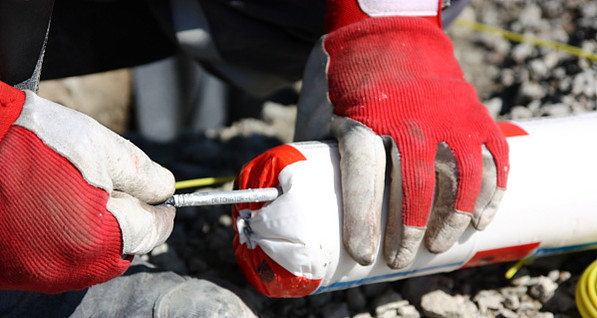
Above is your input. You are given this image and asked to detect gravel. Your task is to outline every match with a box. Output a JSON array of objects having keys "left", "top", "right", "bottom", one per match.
[{"left": 130, "top": 1, "right": 597, "bottom": 317}]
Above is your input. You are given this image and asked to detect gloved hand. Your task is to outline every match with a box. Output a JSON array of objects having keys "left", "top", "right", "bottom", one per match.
[
  {"left": 0, "top": 82, "right": 176, "bottom": 294},
  {"left": 295, "top": 0, "right": 509, "bottom": 268}
]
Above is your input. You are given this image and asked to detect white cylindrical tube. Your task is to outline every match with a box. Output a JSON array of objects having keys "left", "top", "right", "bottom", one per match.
[{"left": 232, "top": 113, "right": 597, "bottom": 297}]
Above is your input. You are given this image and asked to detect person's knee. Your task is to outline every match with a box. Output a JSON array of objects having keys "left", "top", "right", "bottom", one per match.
[{"left": 154, "top": 279, "right": 257, "bottom": 318}]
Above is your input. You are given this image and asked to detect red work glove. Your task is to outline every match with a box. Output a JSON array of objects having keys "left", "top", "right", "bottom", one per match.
[
  {"left": 0, "top": 82, "right": 176, "bottom": 294},
  {"left": 295, "top": 0, "right": 509, "bottom": 268}
]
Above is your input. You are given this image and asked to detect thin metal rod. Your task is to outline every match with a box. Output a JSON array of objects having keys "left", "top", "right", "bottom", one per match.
[{"left": 164, "top": 187, "right": 282, "bottom": 207}]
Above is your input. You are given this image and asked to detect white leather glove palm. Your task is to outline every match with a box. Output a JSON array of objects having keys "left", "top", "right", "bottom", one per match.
[{"left": 0, "top": 85, "right": 175, "bottom": 293}]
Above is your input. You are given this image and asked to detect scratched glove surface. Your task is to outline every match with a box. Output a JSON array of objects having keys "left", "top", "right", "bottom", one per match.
[
  {"left": 295, "top": 4, "right": 509, "bottom": 269},
  {"left": 0, "top": 82, "right": 175, "bottom": 293}
]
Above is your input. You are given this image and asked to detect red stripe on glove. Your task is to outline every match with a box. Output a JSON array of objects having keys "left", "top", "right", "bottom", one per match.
[{"left": 0, "top": 126, "right": 130, "bottom": 294}]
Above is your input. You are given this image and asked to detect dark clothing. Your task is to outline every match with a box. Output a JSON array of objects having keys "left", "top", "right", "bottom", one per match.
[
  {"left": 2, "top": 0, "right": 468, "bottom": 93},
  {"left": 40, "top": 0, "right": 326, "bottom": 85},
  {"left": 41, "top": 0, "right": 179, "bottom": 81}
]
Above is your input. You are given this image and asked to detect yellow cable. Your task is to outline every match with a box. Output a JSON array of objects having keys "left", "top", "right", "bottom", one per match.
[
  {"left": 175, "top": 176, "right": 235, "bottom": 190},
  {"left": 454, "top": 18, "right": 597, "bottom": 62},
  {"left": 505, "top": 258, "right": 533, "bottom": 279},
  {"left": 576, "top": 259, "right": 597, "bottom": 318}
]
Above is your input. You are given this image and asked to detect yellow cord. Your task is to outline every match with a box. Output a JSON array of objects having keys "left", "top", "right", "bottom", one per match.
[
  {"left": 175, "top": 176, "right": 235, "bottom": 190},
  {"left": 454, "top": 18, "right": 597, "bottom": 62},
  {"left": 577, "top": 259, "right": 597, "bottom": 318},
  {"left": 505, "top": 258, "right": 534, "bottom": 279}
]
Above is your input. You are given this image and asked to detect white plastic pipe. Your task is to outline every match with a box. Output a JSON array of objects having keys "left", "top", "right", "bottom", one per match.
[{"left": 232, "top": 112, "right": 597, "bottom": 297}]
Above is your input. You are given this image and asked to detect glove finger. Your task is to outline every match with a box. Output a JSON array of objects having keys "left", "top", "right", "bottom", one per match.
[
  {"left": 425, "top": 142, "right": 479, "bottom": 253},
  {"left": 382, "top": 136, "right": 425, "bottom": 269},
  {"left": 107, "top": 191, "right": 176, "bottom": 255},
  {"left": 105, "top": 137, "right": 176, "bottom": 204},
  {"left": 485, "top": 126, "right": 510, "bottom": 190},
  {"left": 473, "top": 132, "right": 510, "bottom": 229},
  {"left": 332, "top": 116, "right": 386, "bottom": 266},
  {"left": 471, "top": 145, "right": 505, "bottom": 230}
]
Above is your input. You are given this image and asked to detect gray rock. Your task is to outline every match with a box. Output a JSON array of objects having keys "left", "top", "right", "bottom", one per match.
[
  {"left": 558, "top": 271, "right": 572, "bottom": 283},
  {"left": 545, "top": 24, "right": 570, "bottom": 43},
  {"left": 539, "top": 103, "right": 571, "bottom": 117},
  {"left": 529, "top": 276, "right": 559, "bottom": 303},
  {"left": 573, "top": 70, "right": 596, "bottom": 97},
  {"left": 219, "top": 214, "right": 233, "bottom": 227},
  {"left": 500, "top": 286, "right": 528, "bottom": 298},
  {"left": 500, "top": 69, "right": 516, "bottom": 86},
  {"left": 473, "top": 289, "right": 504, "bottom": 313},
  {"left": 497, "top": 308, "right": 519, "bottom": 318},
  {"left": 552, "top": 67, "right": 567, "bottom": 80},
  {"left": 518, "top": 294, "right": 542, "bottom": 312},
  {"left": 502, "top": 294, "right": 520, "bottom": 311},
  {"left": 527, "top": 99, "right": 542, "bottom": 115},
  {"left": 547, "top": 270, "right": 560, "bottom": 282},
  {"left": 543, "top": 51, "right": 564, "bottom": 69},
  {"left": 483, "top": 97, "right": 502, "bottom": 118},
  {"left": 511, "top": 43, "right": 536, "bottom": 63},
  {"left": 352, "top": 312, "right": 373, "bottom": 318},
  {"left": 558, "top": 77, "right": 573, "bottom": 92},
  {"left": 520, "top": 81, "right": 547, "bottom": 100},
  {"left": 401, "top": 275, "right": 454, "bottom": 304},
  {"left": 509, "top": 105, "right": 534, "bottom": 119},
  {"left": 528, "top": 59, "right": 549, "bottom": 79},
  {"left": 420, "top": 290, "right": 478, "bottom": 318},
  {"left": 534, "top": 312, "right": 555, "bottom": 318},
  {"left": 372, "top": 289, "right": 408, "bottom": 317},
  {"left": 377, "top": 310, "right": 399, "bottom": 318},
  {"left": 397, "top": 305, "right": 420, "bottom": 318},
  {"left": 581, "top": 41, "right": 597, "bottom": 57},
  {"left": 580, "top": 1, "right": 597, "bottom": 17},
  {"left": 518, "top": 3, "right": 543, "bottom": 28}
]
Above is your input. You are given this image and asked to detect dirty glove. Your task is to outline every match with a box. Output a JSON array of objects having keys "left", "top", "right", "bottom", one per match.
[
  {"left": 0, "top": 82, "right": 176, "bottom": 294},
  {"left": 295, "top": 0, "right": 509, "bottom": 268}
]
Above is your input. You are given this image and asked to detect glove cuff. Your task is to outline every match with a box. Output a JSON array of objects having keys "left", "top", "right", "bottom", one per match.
[
  {"left": 325, "top": 0, "right": 442, "bottom": 32},
  {"left": 0, "top": 81, "right": 25, "bottom": 141},
  {"left": 325, "top": 16, "right": 468, "bottom": 122}
]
